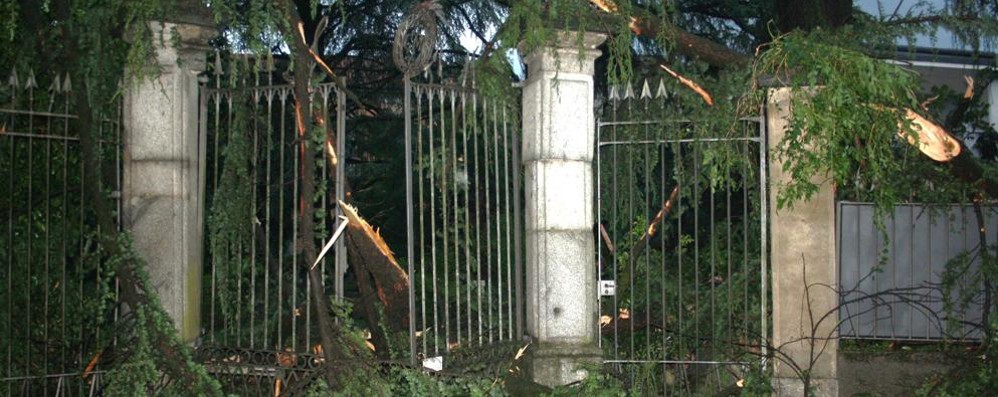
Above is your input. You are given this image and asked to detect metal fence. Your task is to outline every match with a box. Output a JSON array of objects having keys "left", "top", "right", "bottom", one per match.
[
  {"left": 596, "top": 79, "right": 768, "bottom": 394},
  {"left": 0, "top": 69, "right": 123, "bottom": 396},
  {"left": 197, "top": 56, "right": 347, "bottom": 394},
  {"left": 838, "top": 202, "right": 991, "bottom": 341},
  {"left": 403, "top": 70, "right": 524, "bottom": 370}
]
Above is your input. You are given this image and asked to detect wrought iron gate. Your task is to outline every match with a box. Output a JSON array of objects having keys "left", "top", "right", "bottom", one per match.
[
  {"left": 596, "top": 78, "right": 768, "bottom": 394},
  {"left": 197, "top": 56, "right": 348, "bottom": 394},
  {"left": 403, "top": 68, "right": 525, "bottom": 370},
  {"left": 0, "top": 70, "right": 123, "bottom": 396}
]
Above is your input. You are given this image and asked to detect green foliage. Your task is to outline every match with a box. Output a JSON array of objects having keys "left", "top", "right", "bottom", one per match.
[
  {"left": 207, "top": 76, "right": 256, "bottom": 341},
  {"left": 917, "top": 319, "right": 998, "bottom": 396},
  {"left": 547, "top": 368, "right": 629, "bottom": 396},
  {"left": 757, "top": 32, "right": 930, "bottom": 212}
]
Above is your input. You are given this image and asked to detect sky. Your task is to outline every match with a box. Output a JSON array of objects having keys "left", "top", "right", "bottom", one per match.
[{"left": 857, "top": 0, "right": 982, "bottom": 51}]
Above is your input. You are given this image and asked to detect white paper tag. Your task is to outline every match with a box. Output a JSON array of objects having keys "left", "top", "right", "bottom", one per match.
[{"left": 422, "top": 356, "right": 443, "bottom": 372}]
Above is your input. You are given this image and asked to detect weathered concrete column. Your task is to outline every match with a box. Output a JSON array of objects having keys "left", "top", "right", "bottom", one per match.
[
  {"left": 767, "top": 88, "right": 839, "bottom": 396},
  {"left": 122, "top": 11, "right": 214, "bottom": 343},
  {"left": 520, "top": 31, "right": 606, "bottom": 387}
]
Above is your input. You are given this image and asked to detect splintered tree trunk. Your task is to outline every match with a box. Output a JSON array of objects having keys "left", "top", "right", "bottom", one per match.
[{"left": 339, "top": 201, "right": 410, "bottom": 356}]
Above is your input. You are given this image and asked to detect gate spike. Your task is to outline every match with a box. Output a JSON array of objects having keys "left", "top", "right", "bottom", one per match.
[
  {"left": 623, "top": 83, "right": 635, "bottom": 100},
  {"left": 213, "top": 50, "right": 223, "bottom": 76},
  {"left": 656, "top": 78, "right": 667, "bottom": 99},
  {"left": 25, "top": 69, "right": 37, "bottom": 89},
  {"left": 49, "top": 74, "right": 62, "bottom": 92},
  {"left": 8, "top": 67, "right": 18, "bottom": 88},
  {"left": 608, "top": 85, "right": 618, "bottom": 101},
  {"left": 640, "top": 79, "right": 652, "bottom": 99},
  {"left": 62, "top": 74, "right": 72, "bottom": 93}
]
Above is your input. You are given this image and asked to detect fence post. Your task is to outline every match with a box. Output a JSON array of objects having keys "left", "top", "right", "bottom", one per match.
[
  {"left": 520, "top": 31, "right": 606, "bottom": 387},
  {"left": 767, "top": 87, "right": 840, "bottom": 396},
  {"left": 121, "top": 10, "right": 215, "bottom": 343}
]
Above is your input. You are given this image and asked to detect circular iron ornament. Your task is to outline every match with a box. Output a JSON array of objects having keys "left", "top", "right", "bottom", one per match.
[{"left": 393, "top": 1, "right": 442, "bottom": 77}]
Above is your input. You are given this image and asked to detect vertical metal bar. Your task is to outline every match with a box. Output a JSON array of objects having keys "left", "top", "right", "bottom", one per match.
[
  {"left": 77, "top": 94, "right": 85, "bottom": 397},
  {"left": 291, "top": 86, "right": 300, "bottom": 352},
  {"left": 278, "top": 88, "right": 287, "bottom": 350},
  {"left": 611, "top": 103, "right": 619, "bottom": 359},
  {"left": 513, "top": 103, "right": 523, "bottom": 342},
  {"left": 502, "top": 102, "right": 514, "bottom": 339},
  {"left": 643, "top": 121, "right": 651, "bottom": 354},
  {"left": 483, "top": 98, "right": 494, "bottom": 344},
  {"left": 595, "top": 119, "right": 603, "bottom": 350},
  {"left": 660, "top": 136, "right": 669, "bottom": 391},
  {"left": 440, "top": 87, "right": 451, "bottom": 352},
  {"left": 742, "top": 135, "right": 750, "bottom": 342},
  {"left": 250, "top": 75, "right": 259, "bottom": 349},
  {"left": 449, "top": 88, "right": 462, "bottom": 347},
  {"left": 626, "top": 125, "right": 635, "bottom": 358},
  {"left": 896, "top": 204, "right": 904, "bottom": 340},
  {"left": 61, "top": 79, "right": 71, "bottom": 383},
  {"left": 264, "top": 85, "right": 274, "bottom": 348},
  {"left": 693, "top": 142, "right": 700, "bottom": 369},
  {"left": 197, "top": 72, "right": 209, "bottom": 349},
  {"left": 26, "top": 79, "right": 34, "bottom": 381},
  {"left": 225, "top": 89, "right": 236, "bottom": 341},
  {"left": 211, "top": 70, "right": 222, "bottom": 343},
  {"left": 429, "top": 87, "right": 440, "bottom": 355},
  {"left": 675, "top": 139, "right": 684, "bottom": 367},
  {"left": 404, "top": 79, "right": 418, "bottom": 366},
  {"left": 710, "top": 145, "right": 717, "bottom": 350},
  {"left": 5, "top": 86, "right": 14, "bottom": 390},
  {"left": 114, "top": 91, "right": 124, "bottom": 344},
  {"left": 417, "top": 85, "right": 429, "bottom": 356},
  {"left": 725, "top": 141, "right": 733, "bottom": 343},
  {"left": 492, "top": 98, "right": 504, "bottom": 341},
  {"left": 910, "top": 204, "right": 915, "bottom": 339},
  {"left": 759, "top": 112, "right": 769, "bottom": 366},
  {"left": 472, "top": 90, "right": 483, "bottom": 346},
  {"left": 234, "top": 84, "right": 244, "bottom": 347},
  {"left": 44, "top": 88, "right": 53, "bottom": 393},
  {"left": 461, "top": 87, "right": 473, "bottom": 342},
  {"left": 207, "top": 90, "right": 217, "bottom": 344}
]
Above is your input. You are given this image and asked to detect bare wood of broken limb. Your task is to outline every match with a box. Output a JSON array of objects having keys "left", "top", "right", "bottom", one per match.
[
  {"left": 338, "top": 200, "right": 411, "bottom": 358},
  {"left": 629, "top": 184, "right": 681, "bottom": 261}
]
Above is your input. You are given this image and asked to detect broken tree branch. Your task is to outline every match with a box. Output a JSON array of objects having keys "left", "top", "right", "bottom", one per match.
[
  {"left": 629, "top": 184, "right": 681, "bottom": 261},
  {"left": 660, "top": 65, "right": 714, "bottom": 105}
]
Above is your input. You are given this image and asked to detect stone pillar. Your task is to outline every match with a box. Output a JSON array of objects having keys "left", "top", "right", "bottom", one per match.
[
  {"left": 520, "top": 31, "right": 606, "bottom": 387},
  {"left": 767, "top": 88, "right": 839, "bottom": 396},
  {"left": 122, "top": 17, "right": 214, "bottom": 343}
]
